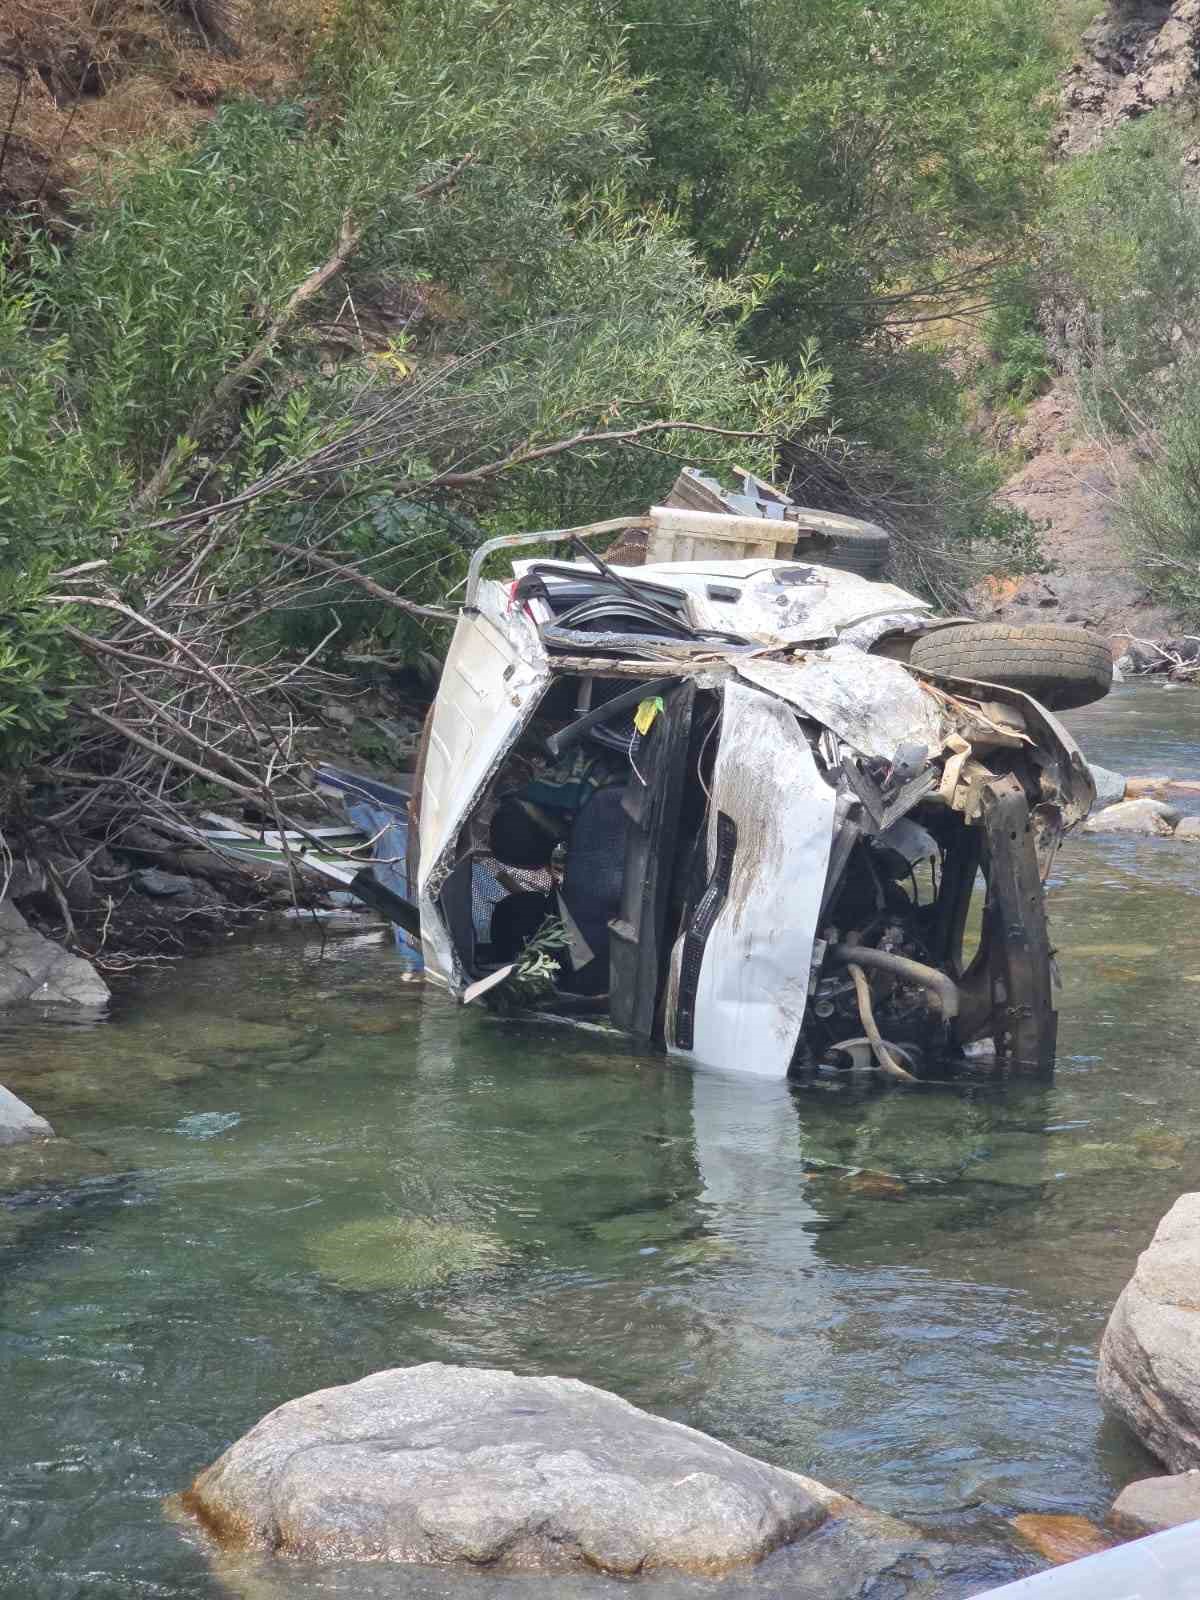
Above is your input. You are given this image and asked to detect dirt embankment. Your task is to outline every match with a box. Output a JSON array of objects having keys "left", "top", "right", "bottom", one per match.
[
  {"left": 975, "top": 390, "right": 1181, "bottom": 652},
  {"left": 0, "top": 0, "right": 317, "bottom": 216}
]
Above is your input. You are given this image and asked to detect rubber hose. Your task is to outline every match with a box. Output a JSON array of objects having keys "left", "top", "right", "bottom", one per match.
[
  {"left": 826, "top": 943, "right": 960, "bottom": 1020},
  {"left": 846, "top": 963, "right": 918, "bottom": 1084}
]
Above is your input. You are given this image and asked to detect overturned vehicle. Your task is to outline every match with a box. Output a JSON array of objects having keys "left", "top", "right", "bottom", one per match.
[{"left": 411, "top": 508, "right": 1109, "bottom": 1082}]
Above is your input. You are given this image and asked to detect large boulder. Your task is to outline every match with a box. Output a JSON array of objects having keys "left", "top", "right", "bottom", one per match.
[
  {"left": 1110, "top": 1470, "right": 1200, "bottom": 1537},
  {"left": 0, "top": 1082, "right": 54, "bottom": 1146},
  {"left": 1098, "top": 1194, "right": 1200, "bottom": 1471},
  {"left": 1083, "top": 797, "right": 1179, "bottom": 837},
  {"left": 0, "top": 899, "right": 109, "bottom": 1006},
  {"left": 182, "top": 1364, "right": 830, "bottom": 1575}
]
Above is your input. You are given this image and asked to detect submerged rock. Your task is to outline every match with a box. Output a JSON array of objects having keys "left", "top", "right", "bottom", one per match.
[
  {"left": 0, "top": 1082, "right": 53, "bottom": 1146},
  {"left": 1010, "top": 1512, "right": 1115, "bottom": 1565},
  {"left": 307, "top": 1216, "right": 511, "bottom": 1292},
  {"left": 1098, "top": 1193, "right": 1200, "bottom": 1471},
  {"left": 182, "top": 1364, "right": 830, "bottom": 1575},
  {"left": 0, "top": 1135, "right": 115, "bottom": 1201},
  {"left": 0, "top": 900, "right": 109, "bottom": 1006},
  {"left": 1109, "top": 1469, "right": 1200, "bottom": 1536},
  {"left": 1082, "top": 797, "right": 1179, "bottom": 837}
]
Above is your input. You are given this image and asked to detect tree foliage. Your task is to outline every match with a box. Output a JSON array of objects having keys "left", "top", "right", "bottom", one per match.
[
  {"left": 1044, "top": 113, "right": 1200, "bottom": 420},
  {"left": 607, "top": 0, "right": 1058, "bottom": 583},
  {"left": 0, "top": 0, "right": 829, "bottom": 770},
  {"left": 1039, "top": 111, "right": 1200, "bottom": 612},
  {"left": 615, "top": 0, "right": 1058, "bottom": 358}
]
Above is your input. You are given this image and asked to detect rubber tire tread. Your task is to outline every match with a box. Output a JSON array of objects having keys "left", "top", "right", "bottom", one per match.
[
  {"left": 813, "top": 544, "right": 887, "bottom": 579},
  {"left": 805, "top": 524, "right": 890, "bottom": 580},
  {"left": 908, "top": 622, "right": 1112, "bottom": 711}
]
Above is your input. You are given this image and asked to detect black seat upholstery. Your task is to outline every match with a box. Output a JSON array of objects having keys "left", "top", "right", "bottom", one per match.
[{"left": 559, "top": 785, "right": 629, "bottom": 995}]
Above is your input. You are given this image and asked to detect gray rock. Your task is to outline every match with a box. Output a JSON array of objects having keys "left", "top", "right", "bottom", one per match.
[
  {"left": 1174, "top": 817, "right": 1200, "bottom": 841},
  {"left": 183, "top": 1364, "right": 830, "bottom": 1574},
  {"left": 1083, "top": 797, "right": 1179, "bottom": 836},
  {"left": 133, "top": 867, "right": 195, "bottom": 900},
  {"left": 0, "top": 1082, "right": 54, "bottom": 1146},
  {"left": 1099, "top": 1193, "right": 1200, "bottom": 1471},
  {"left": 0, "top": 901, "right": 109, "bottom": 1007},
  {"left": 1110, "top": 1470, "right": 1200, "bottom": 1536},
  {"left": 1088, "top": 762, "right": 1128, "bottom": 810}
]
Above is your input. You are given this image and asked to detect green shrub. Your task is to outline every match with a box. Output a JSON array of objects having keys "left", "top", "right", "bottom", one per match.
[
  {"left": 1114, "top": 391, "right": 1200, "bottom": 615},
  {"left": 980, "top": 271, "right": 1052, "bottom": 406},
  {"left": 1043, "top": 112, "right": 1200, "bottom": 425}
]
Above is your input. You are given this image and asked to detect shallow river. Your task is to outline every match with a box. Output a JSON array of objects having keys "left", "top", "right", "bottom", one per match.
[{"left": 3, "top": 681, "right": 1200, "bottom": 1599}]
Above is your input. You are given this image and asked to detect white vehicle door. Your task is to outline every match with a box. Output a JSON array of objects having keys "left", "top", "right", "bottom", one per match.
[
  {"left": 666, "top": 681, "right": 836, "bottom": 1077},
  {"left": 418, "top": 581, "right": 550, "bottom": 984}
]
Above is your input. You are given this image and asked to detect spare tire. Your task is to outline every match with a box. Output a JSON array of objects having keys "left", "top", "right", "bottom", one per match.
[
  {"left": 908, "top": 622, "right": 1113, "bottom": 711},
  {"left": 804, "top": 523, "right": 890, "bottom": 579}
]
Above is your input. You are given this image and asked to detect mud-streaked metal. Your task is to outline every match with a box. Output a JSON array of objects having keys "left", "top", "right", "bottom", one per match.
[
  {"left": 735, "top": 645, "right": 945, "bottom": 763},
  {"left": 665, "top": 681, "right": 837, "bottom": 1077}
]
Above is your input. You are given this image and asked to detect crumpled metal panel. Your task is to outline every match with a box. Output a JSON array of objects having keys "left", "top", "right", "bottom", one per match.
[
  {"left": 665, "top": 681, "right": 835, "bottom": 1078},
  {"left": 735, "top": 645, "right": 945, "bottom": 763},
  {"left": 418, "top": 579, "right": 550, "bottom": 985},
  {"left": 624, "top": 558, "right": 929, "bottom": 645}
]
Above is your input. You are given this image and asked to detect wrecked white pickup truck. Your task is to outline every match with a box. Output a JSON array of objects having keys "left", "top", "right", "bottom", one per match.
[{"left": 410, "top": 507, "right": 1109, "bottom": 1082}]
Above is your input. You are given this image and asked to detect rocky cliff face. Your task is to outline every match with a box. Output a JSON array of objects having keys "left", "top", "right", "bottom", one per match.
[{"left": 1057, "top": 2, "right": 1200, "bottom": 157}]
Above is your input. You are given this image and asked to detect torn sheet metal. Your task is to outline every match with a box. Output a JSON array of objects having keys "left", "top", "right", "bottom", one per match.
[
  {"left": 418, "top": 578, "right": 550, "bottom": 984},
  {"left": 666, "top": 682, "right": 836, "bottom": 1078},
  {"left": 735, "top": 645, "right": 945, "bottom": 763},
  {"left": 909, "top": 668, "right": 1096, "bottom": 825}
]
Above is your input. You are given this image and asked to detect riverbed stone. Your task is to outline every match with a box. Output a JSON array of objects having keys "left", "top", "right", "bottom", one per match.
[
  {"left": 1098, "top": 1193, "right": 1200, "bottom": 1471},
  {"left": 1088, "top": 763, "right": 1128, "bottom": 810},
  {"left": 307, "top": 1217, "right": 512, "bottom": 1291},
  {"left": 1082, "top": 797, "right": 1180, "bottom": 836},
  {"left": 1174, "top": 817, "right": 1200, "bottom": 842},
  {"left": 1010, "top": 1512, "right": 1116, "bottom": 1565},
  {"left": 1109, "top": 1469, "right": 1200, "bottom": 1536},
  {"left": 0, "top": 1135, "right": 115, "bottom": 1200},
  {"left": 183, "top": 1364, "right": 830, "bottom": 1574},
  {"left": 0, "top": 1082, "right": 54, "bottom": 1145},
  {"left": 0, "top": 901, "right": 109, "bottom": 1006}
]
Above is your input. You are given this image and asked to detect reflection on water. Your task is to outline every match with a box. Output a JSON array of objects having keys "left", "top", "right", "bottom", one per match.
[{"left": 1, "top": 683, "right": 1197, "bottom": 1597}]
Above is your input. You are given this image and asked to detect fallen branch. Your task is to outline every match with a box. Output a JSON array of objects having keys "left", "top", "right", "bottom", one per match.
[
  {"left": 133, "top": 212, "right": 364, "bottom": 514},
  {"left": 263, "top": 539, "right": 457, "bottom": 621},
  {"left": 429, "top": 418, "right": 777, "bottom": 489},
  {"left": 81, "top": 706, "right": 261, "bottom": 802}
]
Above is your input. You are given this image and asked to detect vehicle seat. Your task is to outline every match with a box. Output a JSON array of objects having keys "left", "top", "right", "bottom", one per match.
[{"left": 560, "top": 785, "right": 629, "bottom": 995}]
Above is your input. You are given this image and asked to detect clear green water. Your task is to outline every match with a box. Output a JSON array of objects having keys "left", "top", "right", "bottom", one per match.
[{"left": 3, "top": 681, "right": 1199, "bottom": 1599}]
